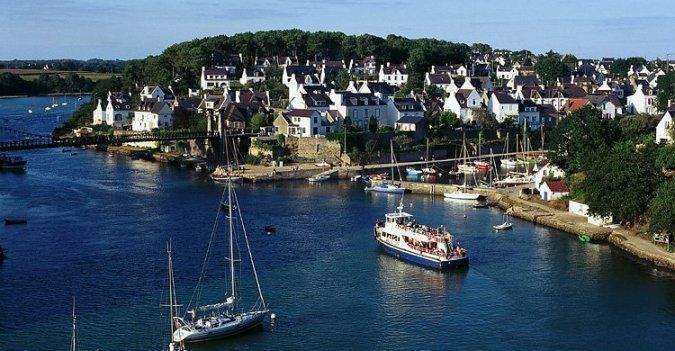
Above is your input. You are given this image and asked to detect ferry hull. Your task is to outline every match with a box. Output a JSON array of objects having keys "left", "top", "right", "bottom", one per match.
[{"left": 377, "top": 239, "right": 469, "bottom": 269}]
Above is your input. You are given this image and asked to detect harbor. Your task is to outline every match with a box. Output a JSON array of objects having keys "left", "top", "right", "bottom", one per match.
[{"left": 1, "top": 148, "right": 674, "bottom": 350}]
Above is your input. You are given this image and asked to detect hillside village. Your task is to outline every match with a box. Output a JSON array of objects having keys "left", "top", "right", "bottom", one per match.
[{"left": 89, "top": 50, "right": 675, "bottom": 149}]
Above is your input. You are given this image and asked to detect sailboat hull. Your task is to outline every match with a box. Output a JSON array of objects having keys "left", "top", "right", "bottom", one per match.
[
  {"left": 443, "top": 192, "right": 483, "bottom": 200},
  {"left": 176, "top": 310, "right": 267, "bottom": 343}
]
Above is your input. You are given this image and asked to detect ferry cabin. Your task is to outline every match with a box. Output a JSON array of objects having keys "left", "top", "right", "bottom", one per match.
[{"left": 379, "top": 212, "right": 452, "bottom": 259}]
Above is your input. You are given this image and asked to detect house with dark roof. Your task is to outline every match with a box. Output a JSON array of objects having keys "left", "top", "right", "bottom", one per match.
[
  {"left": 586, "top": 94, "right": 623, "bottom": 119},
  {"left": 424, "top": 72, "right": 453, "bottom": 90},
  {"left": 379, "top": 63, "right": 408, "bottom": 87},
  {"left": 488, "top": 91, "right": 519, "bottom": 123},
  {"left": 349, "top": 56, "right": 377, "bottom": 76},
  {"left": 197, "top": 92, "right": 246, "bottom": 131},
  {"left": 239, "top": 67, "right": 266, "bottom": 85},
  {"left": 273, "top": 109, "right": 335, "bottom": 137},
  {"left": 386, "top": 97, "right": 424, "bottom": 126},
  {"left": 93, "top": 91, "right": 133, "bottom": 128},
  {"left": 656, "top": 109, "right": 674, "bottom": 144},
  {"left": 356, "top": 81, "right": 397, "bottom": 102},
  {"left": 329, "top": 90, "right": 387, "bottom": 129},
  {"left": 132, "top": 100, "right": 173, "bottom": 131},
  {"left": 444, "top": 81, "right": 483, "bottom": 123},
  {"left": 395, "top": 115, "right": 426, "bottom": 141},
  {"left": 201, "top": 66, "right": 237, "bottom": 90},
  {"left": 626, "top": 83, "right": 658, "bottom": 114}
]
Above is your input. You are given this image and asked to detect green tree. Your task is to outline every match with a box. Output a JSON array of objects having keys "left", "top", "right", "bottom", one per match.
[
  {"left": 438, "top": 111, "right": 459, "bottom": 128},
  {"left": 581, "top": 142, "right": 664, "bottom": 225},
  {"left": 655, "top": 144, "right": 675, "bottom": 170},
  {"left": 619, "top": 113, "right": 662, "bottom": 141},
  {"left": 656, "top": 71, "right": 675, "bottom": 112},
  {"left": 335, "top": 70, "right": 352, "bottom": 90},
  {"left": 547, "top": 106, "right": 621, "bottom": 173},
  {"left": 250, "top": 112, "right": 270, "bottom": 130},
  {"left": 648, "top": 180, "right": 675, "bottom": 234},
  {"left": 534, "top": 55, "right": 570, "bottom": 84},
  {"left": 424, "top": 84, "right": 445, "bottom": 96},
  {"left": 276, "top": 133, "right": 286, "bottom": 148},
  {"left": 611, "top": 57, "right": 648, "bottom": 78},
  {"left": 368, "top": 116, "right": 378, "bottom": 133}
]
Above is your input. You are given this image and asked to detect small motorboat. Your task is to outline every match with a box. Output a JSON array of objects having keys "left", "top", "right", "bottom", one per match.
[
  {"left": 350, "top": 175, "right": 362, "bottom": 182},
  {"left": 44, "top": 107, "right": 51, "bottom": 111},
  {"left": 264, "top": 225, "right": 276, "bottom": 234},
  {"left": 4, "top": 219, "right": 28, "bottom": 226},
  {"left": 211, "top": 174, "right": 242, "bottom": 183},
  {"left": 443, "top": 191, "right": 482, "bottom": 200},
  {"left": 405, "top": 167, "right": 423, "bottom": 176},
  {"left": 108, "top": 153, "right": 114, "bottom": 157},
  {"left": 472, "top": 202, "right": 489, "bottom": 209},
  {"left": 493, "top": 222, "right": 513, "bottom": 230},
  {"left": 308, "top": 175, "right": 330, "bottom": 182},
  {"left": 578, "top": 235, "right": 591, "bottom": 243},
  {"left": 27, "top": 109, "right": 32, "bottom": 114},
  {"left": 70, "top": 152, "right": 78, "bottom": 156},
  {"left": 365, "top": 183, "right": 406, "bottom": 194}
]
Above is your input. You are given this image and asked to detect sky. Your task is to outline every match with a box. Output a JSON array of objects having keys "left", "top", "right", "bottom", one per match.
[{"left": 1, "top": 0, "right": 674, "bottom": 60}]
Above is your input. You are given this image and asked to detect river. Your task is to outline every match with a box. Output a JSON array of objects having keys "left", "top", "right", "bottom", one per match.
[{"left": 0, "top": 97, "right": 674, "bottom": 350}]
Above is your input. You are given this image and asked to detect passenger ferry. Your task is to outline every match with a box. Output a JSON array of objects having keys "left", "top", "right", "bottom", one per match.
[{"left": 374, "top": 202, "right": 469, "bottom": 269}]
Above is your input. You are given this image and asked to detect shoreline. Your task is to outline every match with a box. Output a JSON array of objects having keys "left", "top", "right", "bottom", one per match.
[{"left": 396, "top": 180, "right": 675, "bottom": 272}]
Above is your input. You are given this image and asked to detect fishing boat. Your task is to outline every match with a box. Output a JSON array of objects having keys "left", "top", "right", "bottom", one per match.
[
  {"left": 374, "top": 200, "right": 469, "bottom": 269},
  {"left": 405, "top": 167, "right": 423, "bottom": 176},
  {"left": 0, "top": 154, "right": 27, "bottom": 170},
  {"left": 170, "top": 170, "right": 269, "bottom": 344},
  {"left": 308, "top": 174, "right": 330, "bottom": 182},
  {"left": 493, "top": 214, "right": 513, "bottom": 230}
]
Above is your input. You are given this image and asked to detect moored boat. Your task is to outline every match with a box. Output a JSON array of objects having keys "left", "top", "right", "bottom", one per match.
[
  {"left": 308, "top": 174, "right": 330, "bottom": 182},
  {"left": 0, "top": 154, "right": 27, "bottom": 170},
  {"left": 405, "top": 167, "right": 423, "bottom": 176},
  {"left": 374, "top": 201, "right": 468, "bottom": 269},
  {"left": 366, "top": 183, "right": 406, "bottom": 194}
]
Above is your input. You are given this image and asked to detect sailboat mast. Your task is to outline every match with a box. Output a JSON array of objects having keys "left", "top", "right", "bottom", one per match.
[
  {"left": 167, "top": 243, "right": 175, "bottom": 340},
  {"left": 70, "top": 298, "right": 77, "bottom": 351},
  {"left": 390, "top": 139, "right": 394, "bottom": 181},
  {"left": 228, "top": 176, "right": 236, "bottom": 302}
]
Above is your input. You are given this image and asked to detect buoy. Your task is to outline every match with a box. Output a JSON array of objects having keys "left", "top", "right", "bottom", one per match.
[{"left": 270, "top": 313, "right": 277, "bottom": 321}]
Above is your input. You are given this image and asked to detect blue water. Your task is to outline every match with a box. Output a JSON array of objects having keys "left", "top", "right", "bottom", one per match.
[
  {"left": 0, "top": 97, "right": 674, "bottom": 350},
  {"left": 0, "top": 95, "right": 90, "bottom": 140}
]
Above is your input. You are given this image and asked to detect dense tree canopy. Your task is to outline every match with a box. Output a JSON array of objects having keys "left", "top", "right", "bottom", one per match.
[
  {"left": 648, "top": 180, "right": 675, "bottom": 234},
  {"left": 580, "top": 142, "right": 663, "bottom": 224},
  {"left": 656, "top": 71, "right": 675, "bottom": 112},
  {"left": 547, "top": 106, "right": 620, "bottom": 173},
  {"left": 0, "top": 72, "right": 96, "bottom": 96},
  {"left": 534, "top": 54, "right": 570, "bottom": 84},
  {"left": 611, "top": 57, "right": 648, "bottom": 78}
]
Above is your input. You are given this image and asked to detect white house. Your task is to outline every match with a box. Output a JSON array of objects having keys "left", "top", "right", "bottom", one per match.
[
  {"left": 586, "top": 94, "right": 623, "bottom": 119},
  {"left": 273, "top": 109, "right": 333, "bottom": 137},
  {"left": 656, "top": 110, "right": 674, "bottom": 144},
  {"left": 626, "top": 84, "right": 657, "bottom": 114},
  {"left": 239, "top": 68, "right": 266, "bottom": 85},
  {"left": 386, "top": 97, "right": 424, "bottom": 126},
  {"left": 379, "top": 63, "right": 408, "bottom": 87},
  {"left": 140, "top": 85, "right": 174, "bottom": 103},
  {"left": 489, "top": 91, "right": 519, "bottom": 123},
  {"left": 328, "top": 90, "right": 387, "bottom": 129},
  {"left": 534, "top": 161, "right": 565, "bottom": 191},
  {"left": 496, "top": 66, "right": 519, "bottom": 81},
  {"left": 424, "top": 72, "right": 453, "bottom": 90},
  {"left": 92, "top": 91, "right": 133, "bottom": 128},
  {"left": 201, "top": 66, "right": 236, "bottom": 90},
  {"left": 132, "top": 101, "right": 173, "bottom": 131},
  {"left": 443, "top": 81, "right": 482, "bottom": 123},
  {"left": 539, "top": 180, "right": 569, "bottom": 201},
  {"left": 349, "top": 56, "right": 377, "bottom": 76}
]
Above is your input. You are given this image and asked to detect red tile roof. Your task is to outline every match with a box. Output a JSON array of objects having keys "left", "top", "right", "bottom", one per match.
[{"left": 545, "top": 180, "right": 569, "bottom": 193}]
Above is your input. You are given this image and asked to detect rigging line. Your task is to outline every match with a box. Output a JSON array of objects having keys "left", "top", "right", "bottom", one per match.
[
  {"left": 232, "top": 189, "right": 267, "bottom": 309},
  {"left": 185, "top": 187, "right": 228, "bottom": 315}
]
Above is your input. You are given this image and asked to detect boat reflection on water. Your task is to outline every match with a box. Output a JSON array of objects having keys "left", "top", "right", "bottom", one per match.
[{"left": 374, "top": 250, "right": 468, "bottom": 299}]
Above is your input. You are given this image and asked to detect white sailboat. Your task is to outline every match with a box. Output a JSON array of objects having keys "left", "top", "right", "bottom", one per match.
[
  {"left": 445, "top": 134, "right": 482, "bottom": 200},
  {"left": 493, "top": 213, "right": 513, "bottom": 230},
  {"left": 421, "top": 138, "right": 437, "bottom": 175},
  {"left": 456, "top": 132, "right": 476, "bottom": 174},
  {"left": 365, "top": 140, "right": 406, "bottom": 194},
  {"left": 171, "top": 172, "right": 268, "bottom": 344},
  {"left": 501, "top": 132, "right": 517, "bottom": 168}
]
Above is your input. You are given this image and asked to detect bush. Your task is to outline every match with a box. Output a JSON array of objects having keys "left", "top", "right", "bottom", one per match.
[{"left": 245, "top": 153, "right": 263, "bottom": 165}]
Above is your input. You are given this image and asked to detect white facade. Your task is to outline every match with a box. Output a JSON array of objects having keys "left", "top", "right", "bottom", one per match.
[
  {"left": 132, "top": 102, "right": 173, "bottom": 132},
  {"left": 443, "top": 88, "right": 482, "bottom": 123},
  {"left": 626, "top": 85, "right": 657, "bottom": 114},
  {"left": 379, "top": 63, "right": 408, "bottom": 87},
  {"left": 489, "top": 93, "right": 519, "bottom": 123},
  {"left": 569, "top": 200, "right": 613, "bottom": 226},
  {"left": 92, "top": 92, "right": 132, "bottom": 128},
  {"left": 539, "top": 182, "right": 569, "bottom": 201},
  {"left": 328, "top": 91, "right": 387, "bottom": 129},
  {"left": 656, "top": 111, "right": 673, "bottom": 144},
  {"left": 534, "top": 163, "right": 565, "bottom": 191}
]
